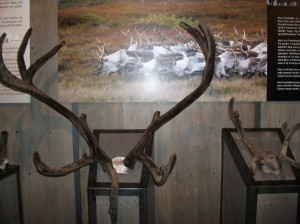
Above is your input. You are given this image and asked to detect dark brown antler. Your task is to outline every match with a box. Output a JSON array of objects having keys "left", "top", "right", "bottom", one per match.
[
  {"left": 0, "top": 21, "right": 215, "bottom": 224},
  {"left": 0, "top": 28, "right": 119, "bottom": 224},
  {"left": 124, "top": 22, "right": 216, "bottom": 185},
  {"left": 279, "top": 122, "right": 300, "bottom": 169}
]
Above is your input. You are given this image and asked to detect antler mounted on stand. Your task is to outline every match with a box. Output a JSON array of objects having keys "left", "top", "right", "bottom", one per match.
[
  {"left": 0, "top": 21, "right": 215, "bottom": 224},
  {"left": 280, "top": 122, "right": 300, "bottom": 169},
  {"left": 228, "top": 97, "right": 300, "bottom": 176}
]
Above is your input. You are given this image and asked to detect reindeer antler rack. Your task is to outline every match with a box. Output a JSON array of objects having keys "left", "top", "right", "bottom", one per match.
[
  {"left": 228, "top": 98, "right": 283, "bottom": 175},
  {"left": 0, "top": 21, "right": 215, "bottom": 224},
  {"left": 228, "top": 97, "right": 300, "bottom": 176}
]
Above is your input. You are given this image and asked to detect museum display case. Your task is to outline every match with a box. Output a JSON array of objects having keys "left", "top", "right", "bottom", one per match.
[
  {"left": 221, "top": 128, "right": 300, "bottom": 224},
  {"left": 0, "top": 165, "right": 23, "bottom": 224},
  {"left": 88, "top": 129, "right": 155, "bottom": 224}
]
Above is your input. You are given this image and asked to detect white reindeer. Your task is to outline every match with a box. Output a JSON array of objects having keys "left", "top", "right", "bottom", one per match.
[
  {"left": 230, "top": 57, "right": 261, "bottom": 76},
  {"left": 138, "top": 54, "right": 176, "bottom": 76},
  {"left": 250, "top": 42, "right": 267, "bottom": 54},
  {"left": 96, "top": 45, "right": 140, "bottom": 75},
  {"left": 172, "top": 51, "right": 205, "bottom": 78},
  {"left": 214, "top": 56, "right": 227, "bottom": 79}
]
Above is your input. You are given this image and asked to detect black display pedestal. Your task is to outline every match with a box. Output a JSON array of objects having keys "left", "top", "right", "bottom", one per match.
[
  {"left": 221, "top": 128, "right": 300, "bottom": 224},
  {"left": 0, "top": 165, "right": 23, "bottom": 224},
  {"left": 88, "top": 129, "right": 155, "bottom": 224}
]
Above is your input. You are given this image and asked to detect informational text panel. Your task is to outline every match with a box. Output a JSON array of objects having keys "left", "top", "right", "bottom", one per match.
[{"left": 0, "top": 0, "right": 30, "bottom": 103}]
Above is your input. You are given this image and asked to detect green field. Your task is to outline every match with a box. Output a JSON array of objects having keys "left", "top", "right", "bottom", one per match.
[{"left": 57, "top": 0, "right": 267, "bottom": 102}]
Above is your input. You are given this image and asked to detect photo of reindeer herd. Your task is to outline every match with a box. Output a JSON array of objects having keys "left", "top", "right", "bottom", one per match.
[
  {"left": 267, "top": 0, "right": 299, "bottom": 6},
  {"left": 58, "top": 0, "right": 267, "bottom": 102}
]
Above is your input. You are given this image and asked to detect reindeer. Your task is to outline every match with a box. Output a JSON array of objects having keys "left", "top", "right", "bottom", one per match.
[
  {"left": 95, "top": 46, "right": 141, "bottom": 75},
  {"left": 0, "top": 22, "right": 216, "bottom": 224},
  {"left": 217, "top": 51, "right": 248, "bottom": 76},
  {"left": 214, "top": 56, "right": 227, "bottom": 79},
  {"left": 250, "top": 42, "right": 267, "bottom": 55},
  {"left": 172, "top": 51, "right": 205, "bottom": 78},
  {"left": 268, "top": 0, "right": 276, "bottom": 5},
  {"left": 229, "top": 57, "right": 262, "bottom": 77},
  {"left": 138, "top": 55, "right": 171, "bottom": 76},
  {"left": 185, "top": 53, "right": 206, "bottom": 75},
  {"left": 277, "top": 0, "right": 294, "bottom": 5},
  {"left": 214, "top": 31, "right": 235, "bottom": 55}
]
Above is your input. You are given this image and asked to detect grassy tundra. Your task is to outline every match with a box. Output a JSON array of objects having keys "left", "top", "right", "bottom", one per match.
[{"left": 57, "top": 0, "right": 267, "bottom": 102}]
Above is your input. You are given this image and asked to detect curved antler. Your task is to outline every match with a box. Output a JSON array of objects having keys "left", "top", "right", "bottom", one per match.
[
  {"left": 279, "top": 122, "right": 300, "bottom": 169},
  {"left": 228, "top": 97, "right": 281, "bottom": 175},
  {"left": 124, "top": 22, "right": 216, "bottom": 185},
  {"left": 0, "top": 29, "right": 119, "bottom": 224},
  {"left": 0, "top": 29, "right": 111, "bottom": 173},
  {"left": 228, "top": 97, "right": 261, "bottom": 173}
]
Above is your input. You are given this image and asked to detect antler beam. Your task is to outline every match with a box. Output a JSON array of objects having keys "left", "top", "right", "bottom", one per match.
[
  {"left": 124, "top": 22, "right": 216, "bottom": 185},
  {"left": 280, "top": 122, "right": 300, "bottom": 169},
  {"left": 228, "top": 97, "right": 281, "bottom": 175}
]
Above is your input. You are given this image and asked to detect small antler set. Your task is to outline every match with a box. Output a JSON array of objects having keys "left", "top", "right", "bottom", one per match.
[
  {"left": 0, "top": 22, "right": 215, "bottom": 224},
  {"left": 228, "top": 97, "right": 300, "bottom": 175}
]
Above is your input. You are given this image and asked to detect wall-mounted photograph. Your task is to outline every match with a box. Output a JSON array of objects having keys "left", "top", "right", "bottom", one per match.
[{"left": 57, "top": 0, "right": 267, "bottom": 102}]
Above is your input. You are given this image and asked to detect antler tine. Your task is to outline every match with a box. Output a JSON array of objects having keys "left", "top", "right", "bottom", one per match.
[
  {"left": 120, "top": 28, "right": 131, "bottom": 36},
  {"left": 228, "top": 97, "right": 261, "bottom": 174},
  {"left": 279, "top": 122, "right": 300, "bottom": 169},
  {"left": 124, "top": 22, "right": 215, "bottom": 185},
  {"left": 95, "top": 38, "right": 108, "bottom": 55},
  {"left": 33, "top": 152, "right": 95, "bottom": 176},
  {"left": 242, "top": 29, "right": 247, "bottom": 41},
  {"left": 133, "top": 26, "right": 143, "bottom": 47},
  {"left": 141, "top": 29, "right": 151, "bottom": 45},
  {"left": 121, "top": 28, "right": 137, "bottom": 47},
  {"left": 19, "top": 28, "right": 66, "bottom": 84},
  {"left": 233, "top": 26, "right": 238, "bottom": 37},
  {"left": 256, "top": 30, "right": 266, "bottom": 42},
  {"left": 214, "top": 31, "right": 223, "bottom": 41},
  {"left": 0, "top": 29, "right": 120, "bottom": 224},
  {"left": 96, "top": 45, "right": 105, "bottom": 59},
  {"left": 17, "top": 27, "right": 32, "bottom": 80}
]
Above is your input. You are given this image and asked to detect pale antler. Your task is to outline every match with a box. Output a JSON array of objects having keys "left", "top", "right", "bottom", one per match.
[
  {"left": 279, "top": 122, "right": 300, "bottom": 169},
  {"left": 121, "top": 28, "right": 138, "bottom": 48},
  {"left": 0, "top": 28, "right": 119, "bottom": 224},
  {"left": 124, "top": 21, "right": 216, "bottom": 185},
  {"left": 228, "top": 97, "right": 281, "bottom": 175},
  {"left": 256, "top": 30, "right": 266, "bottom": 42},
  {"left": 232, "top": 27, "right": 249, "bottom": 52}
]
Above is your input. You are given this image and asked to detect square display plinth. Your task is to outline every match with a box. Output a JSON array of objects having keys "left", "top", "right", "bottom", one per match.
[
  {"left": 0, "top": 165, "right": 23, "bottom": 224},
  {"left": 88, "top": 129, "right": 155, "bottom": 224},
  {"left": 221, "top": 128, "right": 300, "bottom": 224}
]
